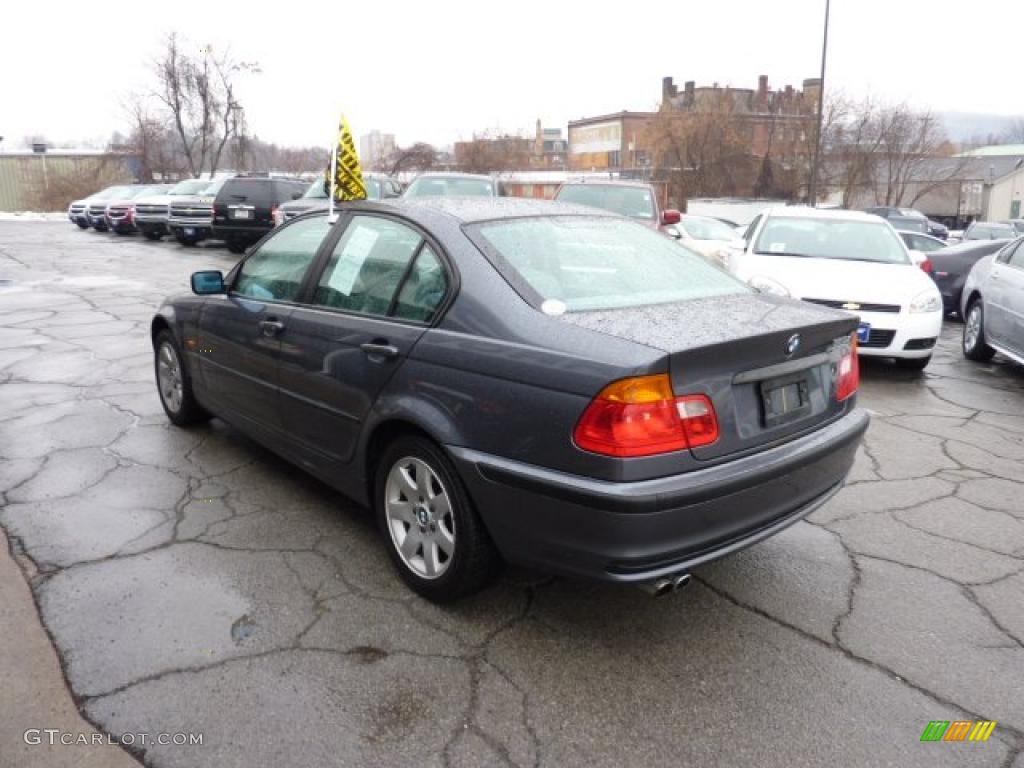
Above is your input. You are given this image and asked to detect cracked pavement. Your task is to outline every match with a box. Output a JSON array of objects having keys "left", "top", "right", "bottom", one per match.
[{"left": 1, "top": 221, "right": 1022, "bottom": 767}]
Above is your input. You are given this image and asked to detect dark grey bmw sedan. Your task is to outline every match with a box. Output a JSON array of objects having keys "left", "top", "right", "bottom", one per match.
[{"left": 151, "top": 198, "right": 869, "bottom": 602}]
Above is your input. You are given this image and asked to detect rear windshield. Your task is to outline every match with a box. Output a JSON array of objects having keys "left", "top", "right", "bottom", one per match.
[
  {"left": 887, "top": 216, "right": 928, "bottom": 233},
  {"left": 555, "top": 185, "right": 655, "bottom": 220},
  {"left": 754, "top": 216, "right": 909, "bottom": 264},
  {"left": 967, "top": 223, "right": 1015, "bottom": 239},
  {"left": 473, "top": 216, "right": 749, "bottom": 313},
  {"left": 221, "top": 179, "right": 274, "bottom": 204},
  {"left": 404, "top": 177, "right": 494, "bottom": 198}
]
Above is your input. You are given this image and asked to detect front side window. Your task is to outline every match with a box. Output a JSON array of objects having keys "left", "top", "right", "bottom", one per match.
[
  {"left": 754, "top": 216, "right": 909, "bottom": 265},
  {"left": 473, "top": 216, "right": 749, "bottom": 313},
  {"left": 233, "top": 216, "right": 331, "bottom": 302},
  {"left": 1007, "top": 239, "right": 1024, "bottom": 269},
  {"left": 313, "top": 216, "right": 425, "bottom": 317}
]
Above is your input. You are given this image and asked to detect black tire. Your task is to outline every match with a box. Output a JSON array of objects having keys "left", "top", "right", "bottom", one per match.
[
  {"left": 374, "top": 436, "right": 500, "bottom": 602},
  {"left": 896, "top": 355, "right": 931, "bottom": 371},
  {"left": 226, "top": 240, "right": 248, "bottom": 254},
  {"left": 75, "top": 220, "right": 90, "bottom": 229},
  {"left": 154, "top": 330, "right": 210, "bottom": 426},
  {"left": 92, "top": 224, "right": 108, "bottom": 232},
  {"left": 175, "top": 233, "right": 197, "bottom": 247},
  {"left": 962, "top": 299, "right": 996, "bottom": 362},
  {"left": 143, "top": 230, "right": 162, "bottom": 241}
]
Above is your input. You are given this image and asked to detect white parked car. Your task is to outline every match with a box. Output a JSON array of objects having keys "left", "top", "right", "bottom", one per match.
[
  {"left": 961, "top": 237, "right": 1024, "bottom": 366},
  {"left": 730, "top": 208, "right": 944, "bottom": 370},
  {"left": 671, "top": 214, "right": 744, "bottom": 267}
]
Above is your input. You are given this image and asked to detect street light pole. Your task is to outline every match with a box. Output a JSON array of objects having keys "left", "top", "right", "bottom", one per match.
[{"left": 808, "top": 0, "right": 831, "bottom": 207}]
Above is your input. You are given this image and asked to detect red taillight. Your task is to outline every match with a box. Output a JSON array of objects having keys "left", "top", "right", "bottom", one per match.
[
  {"left": 836, "top": 335, "right": 860, "bottom": 401},
  {"left": 573, "top": 374, "right": 719, "bottom": 457},
  {"left": 919, "top": 258, "right": 934, "bottom": 274}
]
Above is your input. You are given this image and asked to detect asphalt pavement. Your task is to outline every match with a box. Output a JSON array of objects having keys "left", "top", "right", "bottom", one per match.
[{"left": 0, "top": 221, "right": 1022, "bottom": 768}]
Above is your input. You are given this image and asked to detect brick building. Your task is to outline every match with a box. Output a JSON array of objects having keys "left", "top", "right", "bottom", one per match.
[
  {"left": 566, "top": 111, "right": 657, "bottom": 172},
  {"left": 661, "top": 75, "right": 820, "bottom": 160},
  {"left": 532, "top": 121, "right": 566, "bottom": 169}
]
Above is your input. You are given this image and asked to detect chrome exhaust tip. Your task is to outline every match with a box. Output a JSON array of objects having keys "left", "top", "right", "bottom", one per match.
[
  {"left": 639, "top": 577, "right": 675, "bottom": 597},
  {"left": 673, "top": 573, "right": 692, "bottom": 590}
]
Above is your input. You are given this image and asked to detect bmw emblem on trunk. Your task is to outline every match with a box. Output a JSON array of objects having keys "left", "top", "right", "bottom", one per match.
[{"left": 785, "top": 334, "right": 801, "bottom": 357}]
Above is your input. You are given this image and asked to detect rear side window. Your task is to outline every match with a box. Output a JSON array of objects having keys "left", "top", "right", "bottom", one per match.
[
  {"left": 393, "top": 245, "right": 447, "bottom": 323},
  {"left": 313, "top": 216, "right": 426, "bottom": 317},
  {"left": 472, "top": 216, "right": 749, "bottom": 313},
  {"left": 233, "top": 217, "right": 331, "bottom": 302}
]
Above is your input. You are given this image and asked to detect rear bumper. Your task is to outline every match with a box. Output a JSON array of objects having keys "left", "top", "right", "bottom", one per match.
[
  {"left": 212, "top": 224, "right": 272, "bottom": 242},
  {"left": 449, "top": 407, "right": 869, "bottom": 582}
]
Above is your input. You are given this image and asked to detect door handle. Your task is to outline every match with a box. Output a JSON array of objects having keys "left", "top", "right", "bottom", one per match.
[
  {"left": 258, "top": 319, "right": 285, "bottom": 336},
  {"left": 360, "top": 342, "right": 399, "bottom": 359}
]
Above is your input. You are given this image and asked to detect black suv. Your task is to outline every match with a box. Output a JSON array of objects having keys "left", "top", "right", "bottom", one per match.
[{"left": 212, "top": 177, "right": 307, "bottom": 253}]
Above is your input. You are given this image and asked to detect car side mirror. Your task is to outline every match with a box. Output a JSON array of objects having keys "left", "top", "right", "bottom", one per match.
[
  {"left": 291, "top": 192, "right": 303, "bottom": 200},
  {"left": 661, "top": 209, "right": 681, "bottom": 225},
  {"left": 191, "top": 270, "right": 225, "bottom": 295}
]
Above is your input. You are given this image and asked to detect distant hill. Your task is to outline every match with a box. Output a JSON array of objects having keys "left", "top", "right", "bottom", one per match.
[{"left": 938, "top": 112, "right": 1019, "bottom": 143}]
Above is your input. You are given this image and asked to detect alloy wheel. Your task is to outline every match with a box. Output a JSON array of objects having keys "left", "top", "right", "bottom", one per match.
[
  {"left": 385, "top": 457, "right": 455, "bottom": 580},
  {"left": 157, "top": 342, "right": 184, "bottom": 414},
  {"left": 964, "top": 305, "right": 981, "bottom": 352}
]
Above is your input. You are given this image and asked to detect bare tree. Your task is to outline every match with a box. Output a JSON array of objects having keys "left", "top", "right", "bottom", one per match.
[
  {"left": 383, "top": 143, "right": 437, "bottom": 176},
  {"left": 649, "top": 95, "right": 752, "bottom": 204},
  {"left": 152, "top": 34, "right": 259, "bottom": 177},
  {"left": 455, "top": 132, "right": 531, "bottom": 173}
]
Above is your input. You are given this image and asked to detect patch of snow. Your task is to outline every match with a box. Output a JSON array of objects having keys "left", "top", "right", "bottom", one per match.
[{"left": 0, "top": 211, "right": 68, "bottom": 221}]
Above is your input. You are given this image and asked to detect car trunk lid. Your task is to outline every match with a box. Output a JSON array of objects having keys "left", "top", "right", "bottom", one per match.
[{"left": 561, "top": 293, "right": 858, "bottom": 462}]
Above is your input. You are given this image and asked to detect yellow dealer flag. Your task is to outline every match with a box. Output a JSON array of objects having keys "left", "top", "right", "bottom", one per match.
[{"left": 328, "top": 114, "right": 367, "bottom": 206}]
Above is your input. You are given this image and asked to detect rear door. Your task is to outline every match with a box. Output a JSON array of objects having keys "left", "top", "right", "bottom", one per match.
[
  {"left": 278, "top": 213, "right": 451, "bottom": 470},
  {"left": 197, "top": 215, "right": 332, "bottom": 432}
]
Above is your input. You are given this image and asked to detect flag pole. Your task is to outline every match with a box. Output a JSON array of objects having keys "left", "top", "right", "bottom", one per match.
[{"left": 328, "top": 129, "right": 338, "bottom": 223}]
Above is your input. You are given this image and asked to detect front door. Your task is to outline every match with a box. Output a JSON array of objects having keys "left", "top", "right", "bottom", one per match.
[
  {"left": 986, "top": 240, "right": 1022, "bottom": 348},
  {"left": 197, "top": 215, "right": 332, "bottom": 433},
  {"left": 996, "top": 240, "right": 1024, "bottom": 356},
  {"left": 278, "top": 214, "right": 450, "bottom": 470}
]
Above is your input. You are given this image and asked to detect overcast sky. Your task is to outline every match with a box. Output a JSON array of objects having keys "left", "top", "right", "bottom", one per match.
[{"left": 3, "top": 0, "right": 1020, "bottom": 151}]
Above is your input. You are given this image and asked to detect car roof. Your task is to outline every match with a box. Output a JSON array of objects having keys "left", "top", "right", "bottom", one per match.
[
  {"left": 410, "top": 172, "right": 493, "bottom": 182},
  {"left": 559, "top": 179, "right": 652, "bottom": 189},
  {"left": 301, "top": 197, "right": 616, "bottom": 225},
  {"left": 766, "top": 207, "right": 885, "bottom": 223}
]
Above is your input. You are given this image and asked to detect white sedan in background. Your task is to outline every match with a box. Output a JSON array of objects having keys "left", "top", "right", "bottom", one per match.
[
  {"left": 671, "top": 214, "right": 744, "bottom": 267},
  {"left": 730, "top": 208, "right": 944, "bottom": 370}
]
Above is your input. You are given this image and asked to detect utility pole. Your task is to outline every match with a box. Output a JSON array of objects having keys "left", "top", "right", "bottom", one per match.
[{"left": 808, "top": 0, "right": 830, "bottom": 207}]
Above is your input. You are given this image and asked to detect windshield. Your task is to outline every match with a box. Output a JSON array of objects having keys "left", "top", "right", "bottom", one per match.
[
  {"left": 302, "top": 180, "right": 328, "bottom": 199},
  {"left": 680, "top": 216, "right": 737, "bottom": 241},
  {"left": 303, "top": 177, "right": 382, "bottom": 200},
  {"left": 198, "top": 179, "right": 225, "bottom": 198},
  {"left": 404, "top": 177, "right": 494, "bottom": 198},
  {"left": 888, "top": 216, "right": 928, "bottom": 233},
  {"left": 474, "top": 216, "right": 749, "bottom": 312},
  {"left": 967, "top": 224, "right": 1015, "bottom": 240},
  {"left": 555, "top": 184, "right": 655, "bottom": 220},
  {"left": 754, "top": 216, "right": 910, "bottom": 264},
  {"left": 170, "top": 179, "right": 213, "bottom": 196}
]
